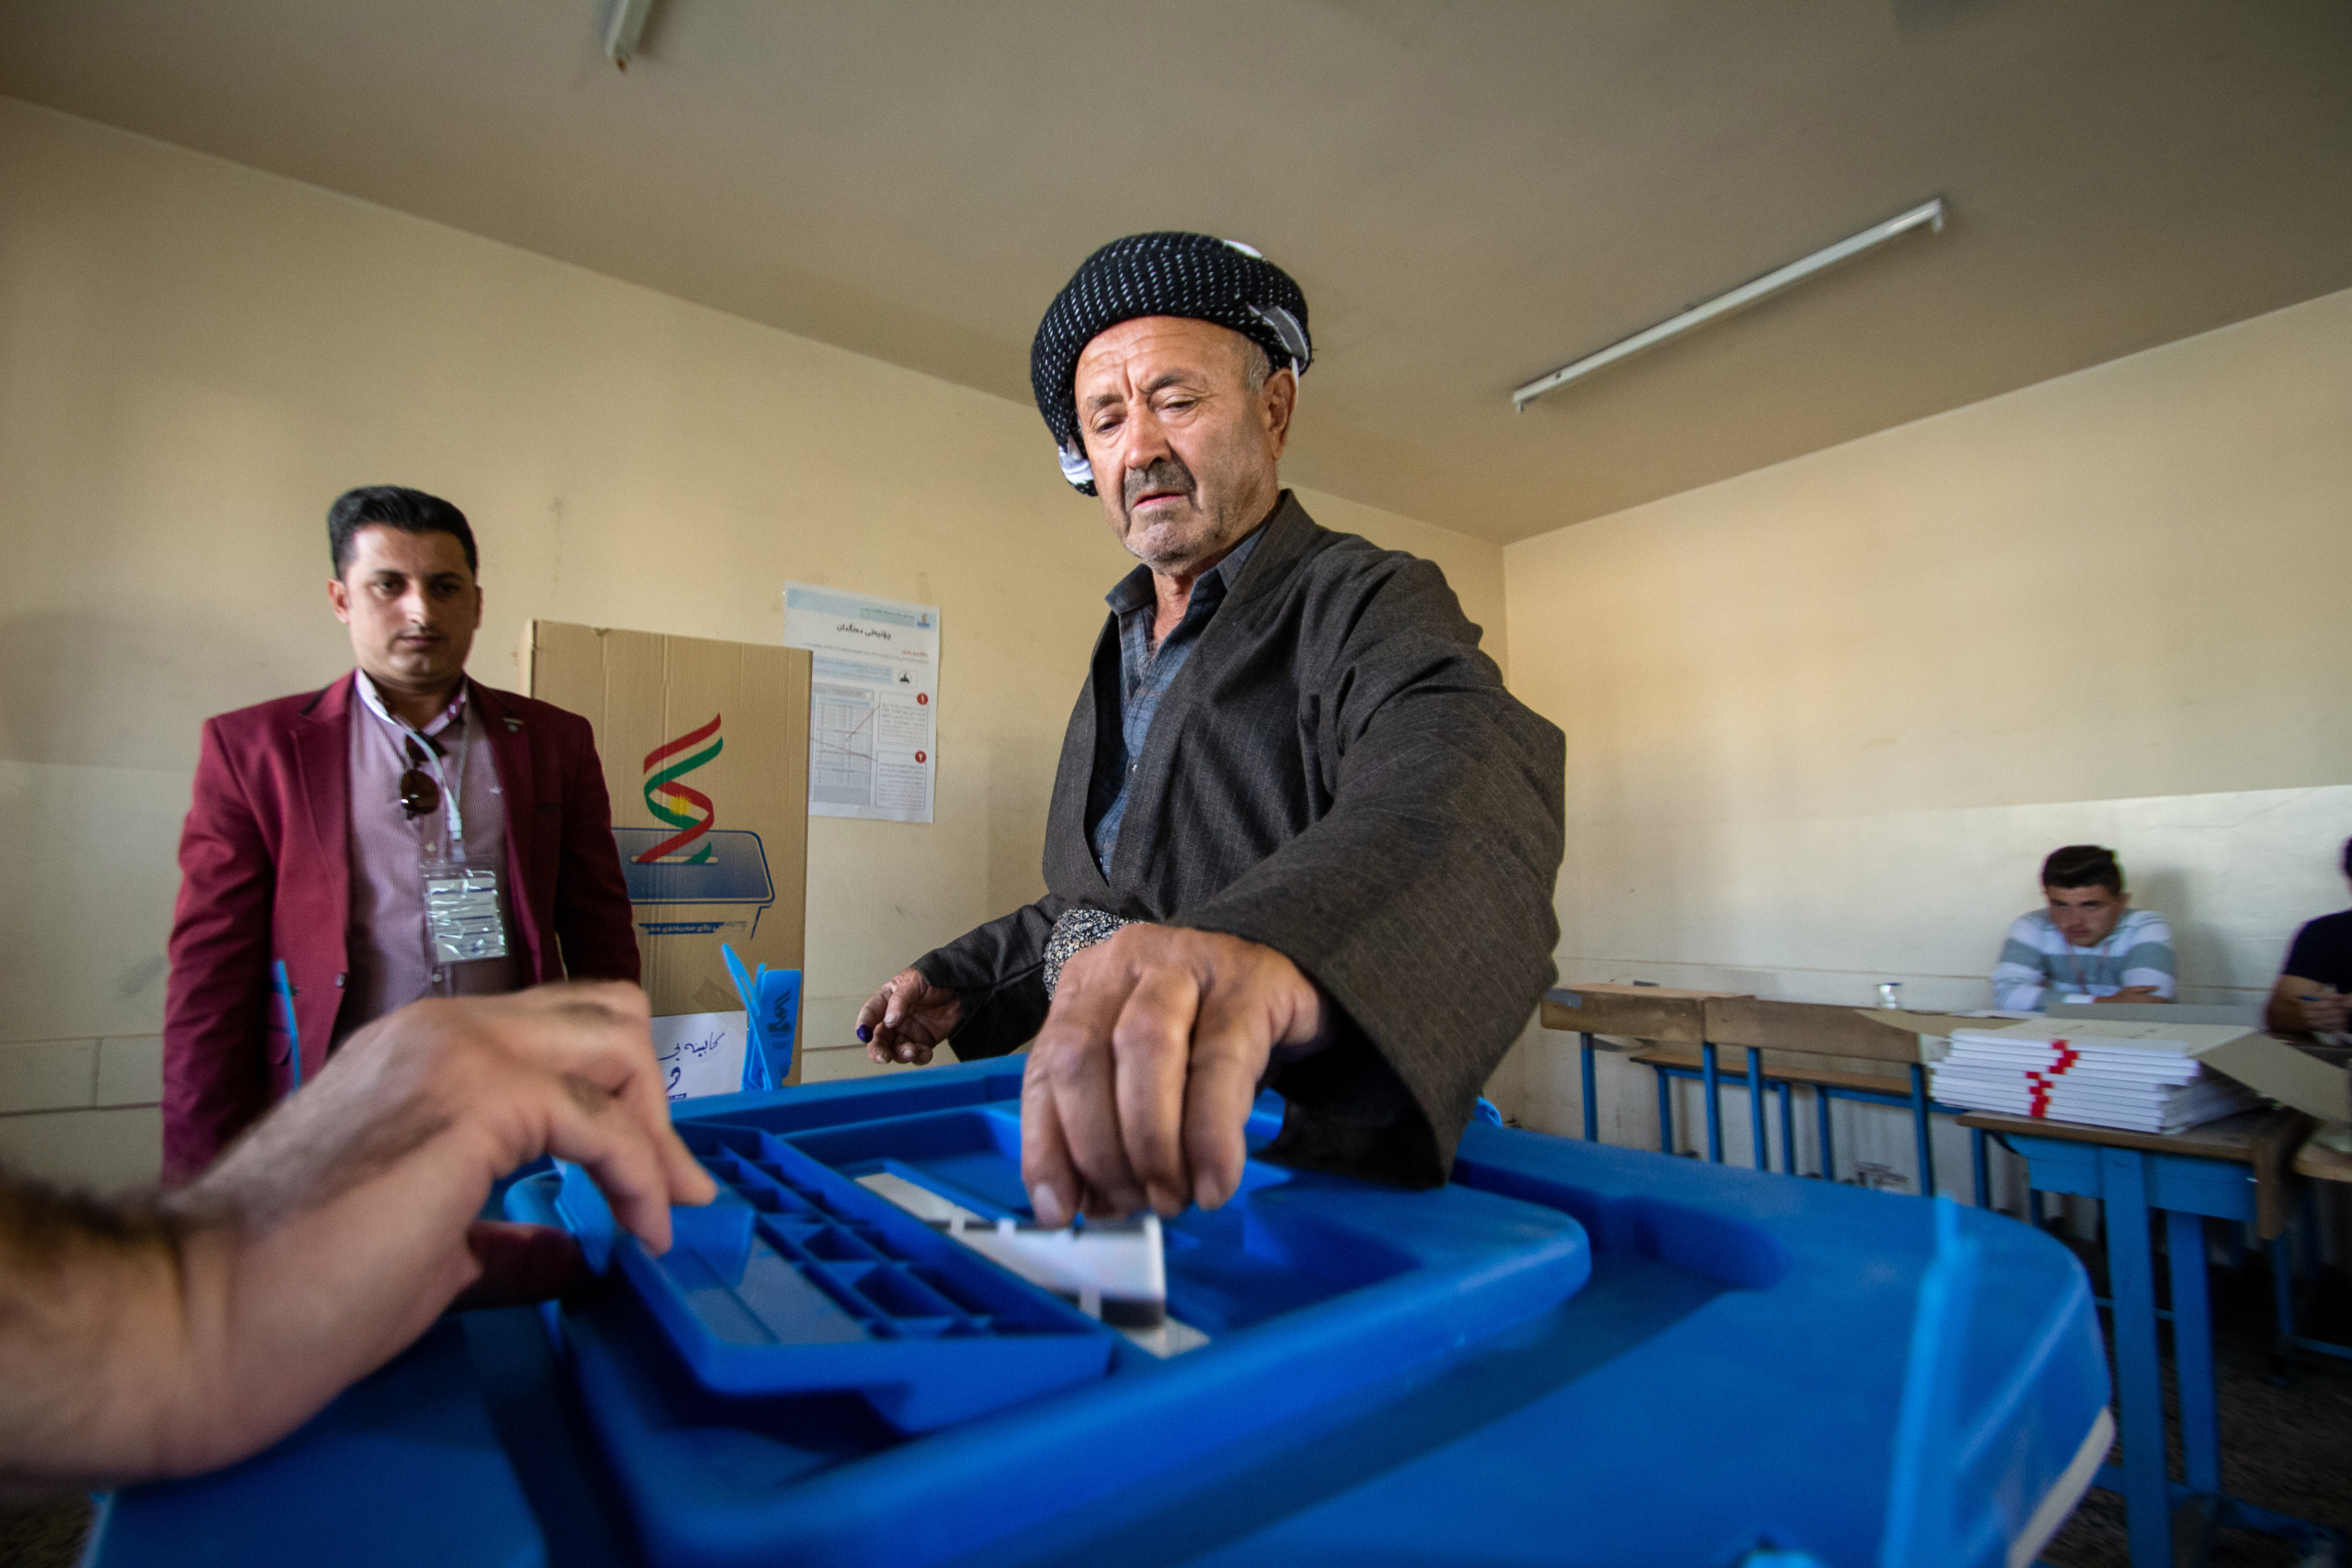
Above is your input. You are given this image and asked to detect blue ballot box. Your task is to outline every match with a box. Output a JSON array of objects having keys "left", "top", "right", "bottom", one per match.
[{"left": 88, "top": 1057, "right": 2110, "bottom": 1568}]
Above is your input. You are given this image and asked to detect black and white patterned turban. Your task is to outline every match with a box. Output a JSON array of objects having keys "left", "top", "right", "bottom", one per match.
[{"left": 1030, "top": 231, "right": 1312, "bottom": 495}]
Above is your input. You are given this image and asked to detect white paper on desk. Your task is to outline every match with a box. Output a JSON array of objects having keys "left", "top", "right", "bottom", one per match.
[
  {"left": 1935, "top": 1018, "right": 2280, "bottom": 1134},
  {"left": 1947, "top": 1019, "right": 2262, "bottom": 1055},
  {"left": 652, "top": 1010, "right": 749, "bottom": 1101},
  {"left": 784, "top": 583, "right": 938, "bottom": 824}
]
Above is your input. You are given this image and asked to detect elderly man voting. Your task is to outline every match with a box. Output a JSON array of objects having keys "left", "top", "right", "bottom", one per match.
[
  {"left": 1992, "top": 844, "right": 2177, "bottom": 1011},
  {"left": 162, "top": 487, "right": 641, "bottom": 1181},
  {"left": 858, "top": 233, "right": 1566, "bottom": 1224}
]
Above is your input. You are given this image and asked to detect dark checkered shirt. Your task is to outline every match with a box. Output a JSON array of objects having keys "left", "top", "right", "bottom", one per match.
[{"left": 1089, "top": 525, "right": 1267, "bottom": 871}]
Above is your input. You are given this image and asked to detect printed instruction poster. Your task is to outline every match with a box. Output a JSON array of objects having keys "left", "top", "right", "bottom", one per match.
[{"left": 782, "top": 583, "right": 939, "bottom": 823}]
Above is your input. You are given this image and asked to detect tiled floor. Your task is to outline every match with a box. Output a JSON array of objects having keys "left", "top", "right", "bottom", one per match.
[{"left": 2044, "top": 1257, "right": 2352, "bottom": 1567}]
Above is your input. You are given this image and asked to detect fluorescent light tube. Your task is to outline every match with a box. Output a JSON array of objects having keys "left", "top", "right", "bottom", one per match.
[
  {"left": 1511, "top": 197, "right": 1947, "bottom": 412},
  {"left": 605, "top": 0, "right": 653, "bottom": 70}
]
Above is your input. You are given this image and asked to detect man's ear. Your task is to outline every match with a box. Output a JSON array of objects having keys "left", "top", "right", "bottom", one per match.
[
  {"left": 1261, "top": 366, "right": 1297, "bottom": 459},
  {"left": 327, "top": 578, "right": 353, "bottom": 626}
]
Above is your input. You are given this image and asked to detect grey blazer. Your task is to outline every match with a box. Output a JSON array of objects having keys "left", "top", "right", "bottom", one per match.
[{"left": 917, "top": 493, "right": 1566, "bottom": 1187}]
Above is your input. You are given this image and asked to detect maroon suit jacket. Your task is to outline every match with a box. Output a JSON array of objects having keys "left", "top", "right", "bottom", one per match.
[{"left": 162, "top": 672, "right": 640, "bottom": 1180}]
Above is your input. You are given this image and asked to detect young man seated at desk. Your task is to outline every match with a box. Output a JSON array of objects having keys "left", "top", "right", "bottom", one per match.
[
  {"left": 1992, "top": 844, "right": 2177, "bottom": 1011},
  {"left": 2264, "top": 837, "right": 2351, "bottom": 1037}
]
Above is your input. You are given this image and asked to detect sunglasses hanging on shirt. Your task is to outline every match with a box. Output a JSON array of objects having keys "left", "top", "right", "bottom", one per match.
[{"left": 399, "top": 735, "right": 444, "bottom": 819}]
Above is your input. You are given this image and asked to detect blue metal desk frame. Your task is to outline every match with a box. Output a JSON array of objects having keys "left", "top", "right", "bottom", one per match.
[
  {"left": 1980, "top": 1120, "right": 2342, "bottom": 1568},
  {"left": 1572, "top": 1032, "right": 1995, "bottom": 1208},
  {"left": 2273, "top": 1172, "right": 2352, "bottom": 1371}
]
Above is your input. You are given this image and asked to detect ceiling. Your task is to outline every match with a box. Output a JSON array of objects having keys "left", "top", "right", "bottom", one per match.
[{"left": 4, "top": 0, "right": 2348, "bottom": 544}]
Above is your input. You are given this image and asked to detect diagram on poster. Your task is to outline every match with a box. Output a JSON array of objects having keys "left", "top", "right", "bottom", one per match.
[{"left": 783, "top": 583, "right": 938, "bottom": 823}]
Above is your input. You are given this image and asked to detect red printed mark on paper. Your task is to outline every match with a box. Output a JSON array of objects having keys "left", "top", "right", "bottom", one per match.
[{"left": 2023, "top": 1040, "right": 2078, "bottom": 1118}]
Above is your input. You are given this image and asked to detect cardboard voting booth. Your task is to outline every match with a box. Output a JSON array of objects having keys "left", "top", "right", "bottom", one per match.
[{"left": 524, "top": 621, "right": 809, "bottom": 1082}]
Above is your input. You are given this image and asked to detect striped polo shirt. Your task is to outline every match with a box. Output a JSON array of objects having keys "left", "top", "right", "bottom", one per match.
[{"left": 1992, "top": 908, "right": 2177, "bottom": 1011}]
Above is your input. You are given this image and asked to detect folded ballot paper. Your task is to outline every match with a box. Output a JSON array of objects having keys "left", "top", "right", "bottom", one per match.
[
  {"left": 1931, "top": 1019, "right": 2268, "bottom": 1134},
  {"left": 855, "top": 1171, "right": 1210, "bottom": 1358}
]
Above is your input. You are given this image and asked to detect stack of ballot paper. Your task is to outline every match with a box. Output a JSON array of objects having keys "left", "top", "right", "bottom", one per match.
[{"left": 1931, "top": 1019, "right": 2268, "bottom": 1134}]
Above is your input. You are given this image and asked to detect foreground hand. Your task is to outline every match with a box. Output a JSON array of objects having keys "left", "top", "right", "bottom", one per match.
[
  {"left": 857, "top": 968, "right": 963, "bottom": 1066},
  {"left": 1023, "top": 924, "right": 1327, "bottom": 1224},
  {"left": 2094, "top": 987, "right": 2167, "bottom": 1005},
  {"left": 136, "top": 984, "right": 711, "bottom": 1480}
]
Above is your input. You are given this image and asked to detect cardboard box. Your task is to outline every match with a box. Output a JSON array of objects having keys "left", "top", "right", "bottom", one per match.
[
  {"left": 524, "top": 621, "right": 809, "bottom": 1079},
  {"left": 2201, "top": 1032, "right": 2350, "bottom": 1124}
]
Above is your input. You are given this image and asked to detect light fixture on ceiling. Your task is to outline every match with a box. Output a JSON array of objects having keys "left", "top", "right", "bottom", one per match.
[
  {"left": 1510, "top": 197, "right": 1947, "bottom": 412},
  {"left": 604, "top": 0, "right": 654, "bottom": 70}
]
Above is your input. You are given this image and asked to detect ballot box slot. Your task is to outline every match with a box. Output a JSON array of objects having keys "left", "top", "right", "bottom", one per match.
[{"left": 782, "top": 1107, "right": 1374, "bottom": 1336}]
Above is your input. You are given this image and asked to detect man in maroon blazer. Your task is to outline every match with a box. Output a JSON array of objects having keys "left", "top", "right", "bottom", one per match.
[{"left": 163, "top": 486, "right": 640, "bottom": 1180}]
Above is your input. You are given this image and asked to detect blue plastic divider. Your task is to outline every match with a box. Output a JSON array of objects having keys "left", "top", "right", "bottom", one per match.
[{"left": 720, "top": 943, "right": 798, "bottom": 1091}]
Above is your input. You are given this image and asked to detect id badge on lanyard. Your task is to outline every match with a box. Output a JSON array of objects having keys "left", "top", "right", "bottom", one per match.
[
  {"left": 398, "top": 705, "right": 511, "bottom": 967},
  {"left": 423, "top": 858, "right": 509, "bottom": 964}
]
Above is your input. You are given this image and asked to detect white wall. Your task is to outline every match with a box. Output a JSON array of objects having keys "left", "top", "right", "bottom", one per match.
[
  {"left": 0, "top": 98, "right": 1507, "bottom": 1189},
  {"left": 17, "top": 89, "right": 2343, "bottom": 1202},
  {"left": 1504, "top": 284, "right": 2352, "bottom": 1184}
]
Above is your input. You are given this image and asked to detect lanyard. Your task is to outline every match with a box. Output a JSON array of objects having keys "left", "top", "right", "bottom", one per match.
[
  {"left": 355, "top": 672, "right": 472, "bottom": 858},
  {"left": 2061, "top": 920, "right": 2116, "bottom": 993}
]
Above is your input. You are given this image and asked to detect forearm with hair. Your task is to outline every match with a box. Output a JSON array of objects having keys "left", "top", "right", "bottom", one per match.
[
  {"left": 0, "top": 1178, "right": 199, "bottom": 1491},
  {"left": 5, "top": 987, "right": 702, "bottom": 1492}
]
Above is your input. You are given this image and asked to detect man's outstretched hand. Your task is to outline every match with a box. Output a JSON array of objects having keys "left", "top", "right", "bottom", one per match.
[
  {"left": 164, "top": 982, "right": 717, "bottom": 1477},
  {"left": 0, "top": 982, "right": 716, "bottom": 1490},
  {"left": 857, "top": 968, "right": 963, "bottom": 1066},
  {"left": 1023, "top": 924, "right": 1328, "bottom": 1224}
]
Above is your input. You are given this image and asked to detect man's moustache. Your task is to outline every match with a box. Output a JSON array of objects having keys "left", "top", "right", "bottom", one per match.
[{"left": 1124, "top": 460, "right": 1195, "bottom": 509}]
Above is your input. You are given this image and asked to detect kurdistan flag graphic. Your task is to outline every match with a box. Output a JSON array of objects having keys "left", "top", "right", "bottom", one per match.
[{"left": 637, "top": 714, "right": 722, "bottom": 863}]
